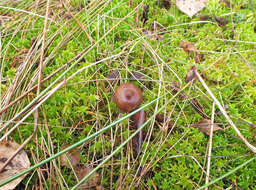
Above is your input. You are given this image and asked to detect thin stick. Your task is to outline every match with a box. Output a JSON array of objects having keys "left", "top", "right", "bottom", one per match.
[
  {"left": 0, "top": 45, "right": 91, "bottom": 114},
  {"left": 0, "top": 1, "right": 141, "bottom": 132},
  {"left": 37, "top": 0, "right": 50, "bottom": 96},
  {"left": 62, "top": 2, "right": 95, "bottom": 44},
  {"left": 0, "top": 131, "right": 35, "bottom": 173},
  {"left": 205, "top": 102, "right": 215, "bottom": 189},
  {"left": 197, "top": 157, "right": 255, "bottom": 190},
  {"left": 194, "top": 70, "right": 256, "bottom": 153},
  {"left": 0, "top": 53, "right": 123, "bottom": 141},
  {"left": 0, "top": 5, "right": 54, "bottom": 22}
]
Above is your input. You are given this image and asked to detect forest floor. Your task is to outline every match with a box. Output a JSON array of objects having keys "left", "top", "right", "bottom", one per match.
[{"left": 0, "top": 0, "right": 256, "bottom": 189}]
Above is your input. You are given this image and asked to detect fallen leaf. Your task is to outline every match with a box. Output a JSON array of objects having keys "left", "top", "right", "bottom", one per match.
[
  {"left": 155, "top": 113, "right": 175, "bottom": 135},
  {"left": 75, "top": 165, "right": 100, "bottom": 189},
  {"left": 9, "top": 49, "right": 28, "bottom": 68},
  {"left": 0, "top": 141, "right": 30, "bottom": 190},
  {"left": 194, "top": 53, "right": 204, "bottom": 63},
  {"left": 190, "top": 98, "right": 209, "bottom": 119},
  {"left": 198, "top": 14, "right": 212, "bottom": 21},
  {"left": 106, "top": 70, "right": 120, "bottom": 85},
  {"left": 185, "top": 66, "right": 197, "bottom": 83},
  {"left": 176, "top": 0, "right": 208, "bottom": 18},
  {"left": 60, "top": 145, "right": 81, "bottom": 169},
  {"left": 213, "top": 15, "right": 228, "bottom": 26},
  {"left": 221, "top": 0, "right": 233, "bottom": 8},
  {"left": 156, "top": 113, "right": 166, "bottom": 123},
  {"left": 129, "top": 71, "right": 145, "bottom": 81},
  {"left": 180, "top": 41, "right": 197, "bottom": 52},
  {"left": 191, "top": 119, "right": 222, "bottom": 135},
  {"left": 201, "top": 72, "right": 224, "bottom": 85},
  {"left": 157, "top": 0, "right": 171, "bottom": 9},
  {"left": 168, "top": 81, "right": 186, "bottom": 99}
]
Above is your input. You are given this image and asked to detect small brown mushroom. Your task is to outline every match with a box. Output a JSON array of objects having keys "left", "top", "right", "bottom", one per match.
[{"left": 113, "top": 83, "right": 142, "bottom": 112}]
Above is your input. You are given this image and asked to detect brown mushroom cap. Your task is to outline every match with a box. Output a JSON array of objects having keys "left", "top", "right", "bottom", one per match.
[{"left": 113, "top": 83, "right": 142, "bottom": 112}]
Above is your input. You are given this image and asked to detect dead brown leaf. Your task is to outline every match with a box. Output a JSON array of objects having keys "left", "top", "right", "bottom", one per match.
[
  {"left": 198, "top": 14, "right": 212, "bottom": 21},
  {"left": 106, "top": 70, "right": 120, "bottom": 85},
  {"left": 180, "top": 41, "right": 197, "bottom": 52},
  {"left": 191, "top": 119, "right": 222, "bottom": 135},
  {"left": 0, "top": 141, "right": 30, "bottom": 190},
  {"left": 9, "top": 49, "right": 28, "bottom": 68},
  {"left": 129, "top": 71, "right": 145, "bottom": 81},
  {"left": 157, "top": 0, "right": 171, "bottom": 9},
  {"left": 168, "top": 81, "right": 186, "bottom": 99},
  {"left": 185, "top": 66, "right": 197, "bottom": 83},
  {"left": 190, "top": 98, "right": 209, "bottom": 119},
  {"left": 156, "top": 114, "right": 175, "bottom": 135},
  {"left": 201, "top": 72, "right": 224, "bottom": 85},
  {"left": 221, "top": 0, "right": 233, "bottom": 8},
  {"left": 143, "top": 29, "right": 163, "bottom": 41},
  {"left": 60, "top": 145, "right": 81, "bottom": 169},
  {"left": 176, "top": 0, "right": 208, "bottom": 18},
  {"left": 194, "top": 53, "right": 204, "bottom": 63},
  {"left": 213, "top": 15, "right": 228, "bottom": 26},
  {"left": 75, "top": 165, "right": 100, "bottom": 189}
]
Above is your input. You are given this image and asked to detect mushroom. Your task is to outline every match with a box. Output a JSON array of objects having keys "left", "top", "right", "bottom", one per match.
[
  {"left": 113, "top": 83, "right": 142, "bottom": 112},
  {"left": 131, "top": 109, "right": 146, "bottom": 155},
  {"left": 113, "top": 83, "right": 145, "bottom": 156}
]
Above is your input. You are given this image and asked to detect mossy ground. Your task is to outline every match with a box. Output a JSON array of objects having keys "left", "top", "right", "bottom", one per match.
[{"left": 1, "top": 0, "right": 256, "bottom": 189}]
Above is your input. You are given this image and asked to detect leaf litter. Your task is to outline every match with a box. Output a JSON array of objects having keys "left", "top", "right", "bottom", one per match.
[
  {"left": 106, "top": 70, "right": 120, "bottom": 86},
  {"left": 180, "top": 41, "right": 204, "bottom": 64},
  {"left": 60, "top": 145, "right": 81, "bottom": 169},
  {"left": 168, "top": 80, "right": 210, "bottom": 119},
  {"left": 191, "top": 119, "right": 223, "bottom": 136},
  {"left": 0, "top": 141, "right": 30, "bottom": 190},
  {"left": 74, "top": 165, "right": 101, "bottom": 190},
  {"left": 176, "top": 0, "right": 208, "bottom": 18},
  {"left": 198, "top": 14, "right": 229, "bottom": 26}
]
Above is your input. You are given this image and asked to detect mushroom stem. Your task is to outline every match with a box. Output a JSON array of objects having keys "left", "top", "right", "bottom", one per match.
[{"left": 132, "top": 109, "right": 146, "bottom": 156}]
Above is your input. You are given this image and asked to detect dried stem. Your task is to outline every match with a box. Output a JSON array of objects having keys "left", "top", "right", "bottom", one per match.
[
  {"left": 62, "top": 1, "right": 95, "bottom": 44},
  {"left": 195, "top": 70, "right": 256, "bottom": 153},
  {"left": 0, "top": 131, "right": 35, "bottom": 173},
  {"left": 205, "top": 102, "right": 215, "bottom": 189},
  {"left": 0, "top": 45, "right": 91, "bottom": 114}
]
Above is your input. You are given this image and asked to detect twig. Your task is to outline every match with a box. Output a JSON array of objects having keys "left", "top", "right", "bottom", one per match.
[
  {"left": 205, "top": 102, "right": 215, "bottom": 189},
  {"left": 0, "top": 53, "right": 123, "bottom": 141},
  {"left": 0, "top": 5, "right": 55, "bottom": 22},
  {"left": 62, "top": 2, "right": 95, "bottom": 44},
  {"left": 194, "top": 69, "right": 256, "bottom": 153},
  {"left": 0, "top": 45, "right": 91, "bottom": 114},
  {"left": 33, "top": 0, "right": 51, "bottom": 188},
  {"left": 0, "top": 131, "right": 35, "bottom": 173}
]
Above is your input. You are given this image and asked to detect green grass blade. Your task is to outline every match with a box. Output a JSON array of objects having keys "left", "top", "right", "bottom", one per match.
[
  {"left": 197, "top": 157, "right": 255, "bottom": 190},
  {"left": 71, "top": 82, "right": 192, "bottom": 189},
  {"left": 0, "top": 95, "right": 161, "bottom": 187}
]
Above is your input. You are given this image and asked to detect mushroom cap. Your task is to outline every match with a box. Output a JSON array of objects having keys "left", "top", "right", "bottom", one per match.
[{"left": 113, "top": 83, "right": 142, "bottom": 112}]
